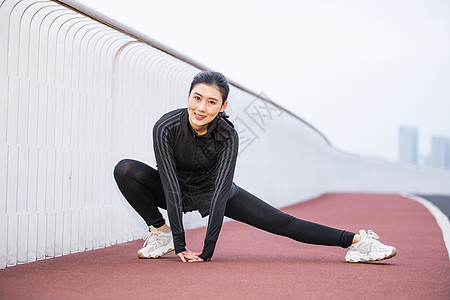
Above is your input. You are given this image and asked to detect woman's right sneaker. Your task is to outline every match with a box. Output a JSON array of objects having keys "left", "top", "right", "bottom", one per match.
[
  {"left": 138, "top": 226, "right": 174, "bottom": 259},
  {"left": 345, "top": 230, "right": 397, "bottom": 263}
]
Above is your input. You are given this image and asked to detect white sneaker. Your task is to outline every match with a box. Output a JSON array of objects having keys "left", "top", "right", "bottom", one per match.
[
  {"left": 345, "top": 230, "right": 397, "bottom": 263},
  {"left": 137, "top": 226, "right": 174, "bottom": 259}
]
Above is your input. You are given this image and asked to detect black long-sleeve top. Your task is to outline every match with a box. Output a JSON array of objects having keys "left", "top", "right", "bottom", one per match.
[{"left": 153, "top": 108, "right": 239, "bottom": 261}]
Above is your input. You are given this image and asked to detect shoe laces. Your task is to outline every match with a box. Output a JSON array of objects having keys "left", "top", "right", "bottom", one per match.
[
  {"left": 363, "top": 230, "right": 379, "bottom": 240},
  {"left": 142, "top": 227, "right": 161, "bottom": 247},
  {"left": 359, "top": 230, "right": 383, "bottom": 252}
]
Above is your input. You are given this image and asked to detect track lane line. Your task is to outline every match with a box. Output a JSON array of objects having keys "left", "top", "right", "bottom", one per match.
[{"left": 402, "top": 192, "right": 450, "bottom": 261}]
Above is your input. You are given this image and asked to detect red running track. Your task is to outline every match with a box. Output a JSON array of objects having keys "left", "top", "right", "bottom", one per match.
[{"left": 1, "top": 193, "right": 449, "bottom": 299}]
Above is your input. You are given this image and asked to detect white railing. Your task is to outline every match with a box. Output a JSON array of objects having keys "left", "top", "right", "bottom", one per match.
[{"left": 1, "top": 0, "right": 449, "bottom": 269}]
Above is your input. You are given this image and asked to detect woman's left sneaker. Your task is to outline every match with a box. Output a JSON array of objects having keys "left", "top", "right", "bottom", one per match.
[{"left": 345, "top": 230, "right": 397, "bottom": 263}]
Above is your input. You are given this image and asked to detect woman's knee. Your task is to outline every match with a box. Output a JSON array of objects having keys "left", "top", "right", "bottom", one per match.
[
  {"left": 113, "top": 159, "right": 136, "bottom": 183},
  {"left": 113, "top": 159, "right": 160, "bottom": 186}
]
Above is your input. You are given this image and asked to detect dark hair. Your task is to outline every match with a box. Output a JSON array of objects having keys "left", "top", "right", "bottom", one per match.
[{"left": 189, "top": 71, "right": 230, "bottom": 118}]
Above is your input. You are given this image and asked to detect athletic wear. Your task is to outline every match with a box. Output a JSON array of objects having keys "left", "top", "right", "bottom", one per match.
[
  {"left": 152, "top": 108, "right": 238, "bottom": 261},
  {"left": 114, "top": 160, "right": 356, "bottom": 261},
  {"left": 113, "top": 107, "right": 359, "bottom": 261},
  {"left": 138, "top": 226, "right": 174, "bottom": 259},
  {"left": 225, "top": 187, "right": 355, "bottom": 248},
  {"left": 345, "top": 230, "right": 397, "bottom": 263}
]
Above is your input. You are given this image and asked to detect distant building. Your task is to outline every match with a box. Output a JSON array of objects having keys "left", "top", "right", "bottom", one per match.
[
  {"left": 429, "top": 136, "right": 450, "bottom": 170},
  {"left": 418, "top": 154, "right": 430, "bottom": 167},
  {"left": 398, "top": 126, "right": 418, "bottom": 164}
]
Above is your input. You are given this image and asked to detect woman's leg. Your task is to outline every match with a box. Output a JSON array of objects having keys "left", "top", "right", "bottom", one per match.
[
  {"left": 113, "top": 159, "right": 167, "bottom": 228},
  {"left": 224, "top": 187, "right": 355, "bottom": 248}
]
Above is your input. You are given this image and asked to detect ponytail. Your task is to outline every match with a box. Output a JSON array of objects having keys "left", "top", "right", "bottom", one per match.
[{"left": 218, "top": 111, "right": 229, "bottom": 119}]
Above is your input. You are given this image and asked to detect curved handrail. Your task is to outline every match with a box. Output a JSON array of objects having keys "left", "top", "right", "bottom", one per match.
[{"left": 52, "top": 0, "right": 332, "bottom": 146}]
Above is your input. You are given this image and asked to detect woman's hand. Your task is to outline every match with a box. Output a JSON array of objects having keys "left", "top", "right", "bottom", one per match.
[{"left": 177, "top": 248, "right": 206, "bottom": 263}]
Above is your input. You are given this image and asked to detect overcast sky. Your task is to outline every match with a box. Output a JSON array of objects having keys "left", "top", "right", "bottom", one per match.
[{"left": 76, "top": 0, "right": 450, "bottom": 162}]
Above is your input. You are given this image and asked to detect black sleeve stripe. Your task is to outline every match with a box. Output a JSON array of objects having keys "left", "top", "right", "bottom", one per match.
[
  {"left": 153, "top": 113, "right": 186, "bottom": 250},
  {"left": 199, "top": 131, "right": 239, "bottom": 260},
  {"left": 154, "top": 114, "right": 182, "bottom": 204},
  {"left": 209, "top": 133, "right": 238, "bottom": 215},
  {"left": 158, "top": 130, "right": 183, "bottom": 220}
]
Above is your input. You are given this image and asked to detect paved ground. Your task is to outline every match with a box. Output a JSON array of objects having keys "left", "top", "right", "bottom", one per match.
[
  {"left": 0, "top": 193, "right": 449, "bottom": 299},
  {"left": 415, "top": 194, "right": 450, "bottom": 220}
]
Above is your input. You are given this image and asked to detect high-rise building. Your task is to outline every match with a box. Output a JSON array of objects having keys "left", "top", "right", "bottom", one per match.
[
  {"left": 429, "top": 136, "right": 450, "bottom": 170},
  {"left": 398, "top": 126, "right": 418, "bottom": 164}
]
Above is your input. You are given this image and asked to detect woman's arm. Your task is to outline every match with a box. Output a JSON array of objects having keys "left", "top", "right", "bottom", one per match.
[
  {"left": 153, "top": 118, "right": 187, "bottom": 256},
  {"left": 198, "top": 130, "right": 239, "bottom": 261}
]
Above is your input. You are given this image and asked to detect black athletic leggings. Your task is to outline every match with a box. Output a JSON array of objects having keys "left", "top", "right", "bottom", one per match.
[{"left": 113, "top": 159, "right": 355, "bottom": 248}]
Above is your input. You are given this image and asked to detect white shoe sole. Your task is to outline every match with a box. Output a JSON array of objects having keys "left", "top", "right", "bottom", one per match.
[
  {"left": 138, "top": 242, "right": 174, "bottom": 259},
  {"left": 346, "top": 248, "right": 397, "bottom": 263}
]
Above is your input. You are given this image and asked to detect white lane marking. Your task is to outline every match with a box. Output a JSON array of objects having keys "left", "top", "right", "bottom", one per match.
[{"left": 402, "top": 193, "right": 450, "bottom": 261}]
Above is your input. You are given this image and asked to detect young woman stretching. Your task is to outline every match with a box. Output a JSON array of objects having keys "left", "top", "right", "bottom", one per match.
[{"left": 113, "top": 71, "right": 397, "bottom": 263}]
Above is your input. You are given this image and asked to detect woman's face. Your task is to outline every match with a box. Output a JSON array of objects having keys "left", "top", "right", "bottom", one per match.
[{"left": 187, "top": 83, "right": 228, "bottom": 135}]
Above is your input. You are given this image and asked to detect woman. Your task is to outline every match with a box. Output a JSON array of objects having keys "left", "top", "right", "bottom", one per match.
[{"left": 113, "top": 71, "right": 397, "bottom": 263}]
